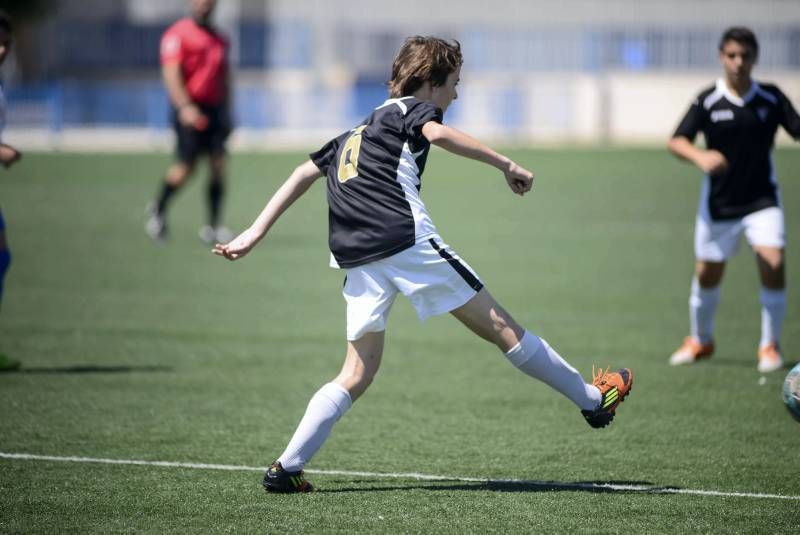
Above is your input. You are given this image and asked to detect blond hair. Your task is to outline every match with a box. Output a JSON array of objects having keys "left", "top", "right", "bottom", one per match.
[{"left": 388, "top": 36, "right": 462, "bottom": 98}]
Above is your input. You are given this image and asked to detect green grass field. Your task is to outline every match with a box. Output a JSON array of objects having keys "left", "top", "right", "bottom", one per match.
[{"left": 1, "top": 148, "right": 798, "bottom": 533}]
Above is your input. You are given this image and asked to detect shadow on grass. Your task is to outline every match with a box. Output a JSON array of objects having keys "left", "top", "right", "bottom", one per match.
[
  {"left": 317, "top": 478, "right": 680, "bottom": 495},
  {"left": 4, "top": 365, "right": 173, "bottom": 374}
]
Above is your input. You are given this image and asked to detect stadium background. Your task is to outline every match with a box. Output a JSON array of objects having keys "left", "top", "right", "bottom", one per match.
[{"left": 4, "top": 0, "right": 800, "bottom": 149}]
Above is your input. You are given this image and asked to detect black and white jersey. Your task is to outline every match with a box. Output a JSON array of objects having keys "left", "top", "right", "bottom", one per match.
[
  {"left": 310, "top": 97, "right": 443, "bottom": 269},
  {"left": 674, "top": 79, "right": 800, "bottom": 220}
]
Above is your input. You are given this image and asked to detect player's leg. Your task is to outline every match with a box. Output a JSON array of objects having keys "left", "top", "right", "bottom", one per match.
[
  {"left": 277, "top": 332, "right": 384, "bottom": 471},
  {"left": 147, "top": 160, "right": 194, "bottom": 240},
  {"left": 451, "top": 288, "right": 631, "bottom": 428},
  {"left": 670, "top": 260, "right": 725, "bottom": 365},
  {"left": 754, "top": 246, "right": 785, "bottom": 366},
  {"left": 264, "top": 265, "right": 397, "bottom": 493},
  {"left": 198, "top": 151, "right": 232, "bottom": 244},
  {"left": 263, "top": 332, "right": 384, "bottom": 493},
  {"left": 198, "top": 105, "right": 233, "bottom": 244},
  {"left": 146, "top": 112, "right": 198, "bottom": 241},
  {"left": 451, "top": 288, "right": 603, "bottom": 410},
  {"left": 693, "top": 259, "right": 725, "bottom": 342},
  {"left": 743, "top": 206, "right": 786, "bottom": 372},
  {"left": 392, "top": 237, "right": 630, "bottom": 427},
  {"left": 669, "top": 210, "right": 741, "bottom": 365}
]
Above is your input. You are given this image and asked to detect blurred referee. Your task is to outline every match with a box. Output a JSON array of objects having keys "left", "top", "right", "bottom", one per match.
[{"left": 147, "top": 0, "right": 233, "bottom": 244}]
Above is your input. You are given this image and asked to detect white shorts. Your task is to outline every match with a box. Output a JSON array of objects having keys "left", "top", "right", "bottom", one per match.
[
  {"left": 695, "top": 206, "right": 785, "bottom": 262},
  {"left": 342, "top": 236, "right": 483, "bottom": 340}
]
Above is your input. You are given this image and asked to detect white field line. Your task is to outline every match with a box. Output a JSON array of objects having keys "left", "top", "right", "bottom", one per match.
[{"left": 1, "top": 451, "right": 798, "bottom": 501}]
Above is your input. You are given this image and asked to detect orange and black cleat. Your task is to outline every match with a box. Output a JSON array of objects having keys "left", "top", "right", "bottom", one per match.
[
  {"left": 582, "top": 367, "right": 633, "bottom": 429},
  {"left": 669, "top": 336, "right": 715, "bottom": 366},
  {"left": 262, "top": 462, "right": 314, "bottom": 493}
]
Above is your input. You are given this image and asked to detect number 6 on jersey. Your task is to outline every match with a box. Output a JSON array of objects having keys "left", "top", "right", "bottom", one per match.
[{"left": 337, "top": 125, "right": 367, "bottom": 183}]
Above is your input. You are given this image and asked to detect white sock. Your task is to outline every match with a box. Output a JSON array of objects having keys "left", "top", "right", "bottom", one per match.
[
  {"left": 504, "top": 331, "right": 601, "bottom": 411},
  {"left": 689, "top": 278, "right": 720, "bottom": 344},
  {"left": 277, "top": 382, "right": 352, "bottom": 472},
  {"left": 759, "top": 287, "right": 786, "bottom": 348}
]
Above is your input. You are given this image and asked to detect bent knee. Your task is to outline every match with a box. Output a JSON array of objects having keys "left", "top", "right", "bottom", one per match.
[
  {"left": 347, "top": 368, "right": 377, "bottom": 389},
  {"left": 695, "top": 264, "right": 724, "bottom": 288},
  {"left": 761, "top": 256, "right": 784, "bottom": 273},
  {"left": 337, "top": 370, "right": 376, "bottom": 401},
  {"left": 167, "top": 163, "right": 194, "bottom": 185}
]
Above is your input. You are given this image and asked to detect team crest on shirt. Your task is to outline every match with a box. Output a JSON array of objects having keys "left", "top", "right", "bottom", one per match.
[
  {"left": 757, "top": 107, "right": 769, "bottom": 122},
  {"left": 710, "top": 109, "right": 734, "bottom": 122}
]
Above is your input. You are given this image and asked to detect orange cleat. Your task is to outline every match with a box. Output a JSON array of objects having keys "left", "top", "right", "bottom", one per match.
[
  {"left": 757, "top": 343, "right": 783, "bottom": 373},
  {"left": 582, "top": 367, "right": 633, "bottom": 429},
  {"left": 669, "top": 336, "right": 714, "bottom": 366}
]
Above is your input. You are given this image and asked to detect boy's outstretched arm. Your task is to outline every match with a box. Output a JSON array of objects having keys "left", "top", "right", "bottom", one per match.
[
  {"left": 213, "top": 160, "right": 323, "bottom": 261},
  {"left": 667, "top": 135, "right": 728, "bottom": 175},
  {"left": 422, "top": 122, "right": 533, "bottom": 195}
]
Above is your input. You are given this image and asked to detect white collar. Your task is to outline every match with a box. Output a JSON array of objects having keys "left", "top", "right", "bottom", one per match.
[{"left": 716, "top": 78, "right": 759, "bottom": 107}]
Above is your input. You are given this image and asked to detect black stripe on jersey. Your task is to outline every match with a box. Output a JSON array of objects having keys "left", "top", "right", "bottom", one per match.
[{"left": 428, "top": 238, "right": 484, "bottom": 291}]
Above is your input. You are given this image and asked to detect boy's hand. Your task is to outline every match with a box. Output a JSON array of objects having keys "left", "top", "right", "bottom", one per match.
[
  {"left": 696, "top": 149, "right": 728, "bottom": 175},
  {"left": 212, "top": 228, "right": 258, "bottom": 261},
  {"left": 505, "top": 162, "right": 533, "bottom": 196},
  {"left": 0, "top": 144, "right": 22, "bottom": 168}
]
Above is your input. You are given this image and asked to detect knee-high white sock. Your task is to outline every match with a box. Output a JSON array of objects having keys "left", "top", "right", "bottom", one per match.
[
  {"left": 277, "top": 382, "right": 352, "bottom": 472},
  {"left": 689, "top": 278, "right": 720, "bottom": 344},
  {"left": 504, "top": 331, "right": 601, "bottom": 411},
  {"left": 759, "top": 287, "right": 786, "bottom": 347}
]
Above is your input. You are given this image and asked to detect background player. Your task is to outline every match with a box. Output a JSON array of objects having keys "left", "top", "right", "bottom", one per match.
[
  {"left": 667, "top": 27, "right": 800, "bottom": 373},
  {"left": 213, "top": 36, "right": 633, "bottom": 493},
  {"left": 146, "top": 0, "right": 233, "bottom": 244},
  {"left": 0, "top": 11, "right": 22, "bottom": 371}
]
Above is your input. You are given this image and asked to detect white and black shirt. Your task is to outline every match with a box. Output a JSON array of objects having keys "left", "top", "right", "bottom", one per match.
[
  {"left": 674, "top": 79, "right": 800, "bottom": 220},
  {"left": 311, "top": 97, "right": 443, "bottom": 268}
]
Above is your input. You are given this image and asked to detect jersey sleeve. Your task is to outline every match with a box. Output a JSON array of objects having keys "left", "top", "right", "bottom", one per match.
[
  {"left": 673, "top": 96, "right": 705, "bottom": 141},
  {"left": 309, "top": 130, "right": 350, "bottom": 175},
  {"left": 404, "top": 100, "right": 443, "bottom": 140},
  {"left": 160, "top": 27, "right": 183, "bottom": 65},
  {"left": 775, "top": 87, "right": 800, "bottom": 140}
]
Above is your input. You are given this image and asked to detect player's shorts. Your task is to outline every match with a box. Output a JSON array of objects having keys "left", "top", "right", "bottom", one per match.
[
  {"left": 342, "top": 236, "right": 484, "bottom": 341},
  {"left": 0, "top": 207, "right": 5, "bottom": 231},
  {"left": 172, "top": 103, "right": 231, "bottom": 163},
  {"left": 695, "top": 206, "right": 785, "bottom": 262}
]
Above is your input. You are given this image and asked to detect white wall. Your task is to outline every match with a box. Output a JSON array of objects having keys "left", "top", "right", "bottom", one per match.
[{"left": 9, "top": 71, "right": 800, "bottom": 150}]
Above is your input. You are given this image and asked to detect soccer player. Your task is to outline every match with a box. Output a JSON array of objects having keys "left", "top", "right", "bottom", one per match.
[
  {"left": 146, "top": 0, "right": 233, "bottom": 244},
  {"left": 668, "top": 27, "right": 800, "bottom": 373},
  {"left": 0, "top": 11, "right": 21, "bottom": 371},
  {"left": 213, "top": 36, "right": 633, "bottom": 493}
]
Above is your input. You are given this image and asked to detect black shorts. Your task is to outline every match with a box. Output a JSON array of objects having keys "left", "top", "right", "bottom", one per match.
[{"left": 172, "top": 104, "right": 232, "bottom": 163}]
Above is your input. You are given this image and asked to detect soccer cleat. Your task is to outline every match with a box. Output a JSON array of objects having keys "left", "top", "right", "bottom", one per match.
[
  {"left": 145, "top": 203, "right": 168, "bottom": 242},
  {"left": 262, "top": 461, "right": 313, "bottom": 493},
  {"left": 757, "top": 343, "right": 783, "bottom": 373},
  {"left": 582, "top": 367, "right": 633, "bottom": 429},
  {"left": 198, "top": 225, "right": 234, "bottom": 245},
  {"left": 0, "top": 353, "right": 20, "bottom": 372},
  {"left": 669, "top": 336, "right": 714, "bottom": 366}
]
